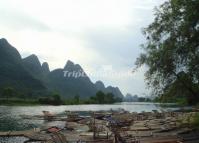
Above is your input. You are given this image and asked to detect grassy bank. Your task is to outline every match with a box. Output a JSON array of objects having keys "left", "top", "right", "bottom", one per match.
[
  {"left": 0, "top": 96, "right": 122, "bottom": 106},
  {"left": 0, "top": 91, "right": 122, "bottom": 106},
  {"left": 0, "top": 98, "right": 40, "bottom": 106}
]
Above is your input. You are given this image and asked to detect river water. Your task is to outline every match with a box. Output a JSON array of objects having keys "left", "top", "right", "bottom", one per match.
[
  {"left": 0, "top": 102, "right": 177, "bottom": 132},
  {"left": 0, "top": 102, "right": 179, "bottom": 142}
]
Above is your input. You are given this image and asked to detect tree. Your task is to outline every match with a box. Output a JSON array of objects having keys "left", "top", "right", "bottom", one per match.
[
  {"left": 3, "top": 87, "right": 14, "bottom": 99},
  {"left": 74, "top": 94, "right": 80, "bottom": 104},
  {"left": 52, "top": 93, "right": 62, "bottom": 105},
  {"left": 135, "top": 0, "right": 199, "bottom": 104},
  {"left": 105, "top": 93, "right": 115, "bottom": 103},
  {"left": 96, "top": 91, "right": 105, "bottom": 104},
  {"left": 89, "top": 96, "right": 97, "bottom": 104}
]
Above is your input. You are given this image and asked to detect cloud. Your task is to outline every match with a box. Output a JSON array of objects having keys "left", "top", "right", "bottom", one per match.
[
  {"left": 0, "top": 0, "right": 166, "bottom": 96},
  {"left": 0, "top": 7, "right": 50, "bottom": 31}
]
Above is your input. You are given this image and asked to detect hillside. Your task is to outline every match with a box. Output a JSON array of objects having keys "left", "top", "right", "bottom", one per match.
[
  {"left": 0, "top": 38, "right": 47, "bottom": 96},
  {"left": 0, "top": 38, "right": 124, "bottom": 99}
]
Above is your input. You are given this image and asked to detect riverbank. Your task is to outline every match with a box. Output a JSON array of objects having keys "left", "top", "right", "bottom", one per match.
[
  {"left": 0, "top": 98, "right": 40, "bottom": 106},
  {"left": 0, "top": 92, "right": 123, "bottom": 106},
  {"left": 0, "top": 99, "right": 120, "bottom": 106},
  {"left": 0, "top": 98, "right": 152, "bottom": 106}
]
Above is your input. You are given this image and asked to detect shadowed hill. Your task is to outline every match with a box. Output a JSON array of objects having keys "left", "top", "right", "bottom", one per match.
[
  {"left": 46, "top": 61, "right": 97, "bottom": 99},
  {"left": 0, "top": 38, "right": 47, "bottom": 96},
  {"left": 0, "top": 38, "right": 124, "bottom": 99},
  {"left": 95, "top": 81, "right": 124, "bottom": 99}
]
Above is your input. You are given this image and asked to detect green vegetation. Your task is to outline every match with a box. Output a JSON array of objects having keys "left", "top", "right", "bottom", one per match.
[
  {"left": 0, "top": 87, "right": 122, "bottom": 105},
  {"left": 64, "top": 91, "right": 122, "bottom": 105},
  {"left": 137, "top": 97, "right": 152, "bottom": 102},
  {"left": 86, "top": 91, "right": 122, "bottom": 104},
  {"left": 2, "top": 87, "right": 14, "bottom": 100},
  {"left": 136, "top": 0, "right": 199, "bottom": 105},
  {"left": 38, "top": 93, "right": 64, "bottom": 105},
  {"left": 0, "top": 98, "right": 39, "bottom": 106},
  {"left": 191, "top": 113, "right": 199, "bottom": 129},
  {"left": 0, "top": 38, "right": 124, "bottom": 101}
]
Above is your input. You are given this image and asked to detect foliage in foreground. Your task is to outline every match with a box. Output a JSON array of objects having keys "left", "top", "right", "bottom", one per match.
[
  {"left": 191, "top": 113, "right": 199, "bottom": 128},
  {"left": 135, "top": 0, "right": 199, "bottom": 105}
]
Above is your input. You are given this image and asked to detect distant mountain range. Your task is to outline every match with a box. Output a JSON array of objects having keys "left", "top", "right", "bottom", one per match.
[
  {"left": 0, "top": 38, "right": 124, "bottom": 99},
  {"left": 95, "top": 81, "right": 124, "bottom": 99},
  {"left": 123, "top": 93, "right": 138, "bottom": 102}
]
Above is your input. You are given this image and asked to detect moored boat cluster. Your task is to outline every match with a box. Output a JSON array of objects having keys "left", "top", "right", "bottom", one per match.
[{"left": 1, "top": 108, "right": 199, "bottom": 143}]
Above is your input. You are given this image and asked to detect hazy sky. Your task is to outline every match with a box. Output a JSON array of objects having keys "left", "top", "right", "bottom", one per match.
[{"left": 0, "top": 0, "right": 166, "bottom": 96}]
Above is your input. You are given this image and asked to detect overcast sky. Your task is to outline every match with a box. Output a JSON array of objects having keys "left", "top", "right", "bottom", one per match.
[{"left": 0, "top": 0, "right": 166, "bottom": 96}]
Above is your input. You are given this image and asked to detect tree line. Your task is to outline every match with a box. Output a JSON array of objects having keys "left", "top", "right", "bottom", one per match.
[{"left": 0, "top": 87, "right": 122, "bottom": 105}]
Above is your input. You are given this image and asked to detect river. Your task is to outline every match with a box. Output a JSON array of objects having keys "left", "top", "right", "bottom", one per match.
[{"left": 0, "top": 102, "right": 178, "bottom": 132}]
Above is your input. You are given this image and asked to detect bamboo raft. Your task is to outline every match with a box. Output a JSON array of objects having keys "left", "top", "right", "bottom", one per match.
[
  {"left": 0, "top": 129, "right": 48, "bottom": 141},
  {"left": 1, "top": 109, "right": 199, "bottom": 143}
]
